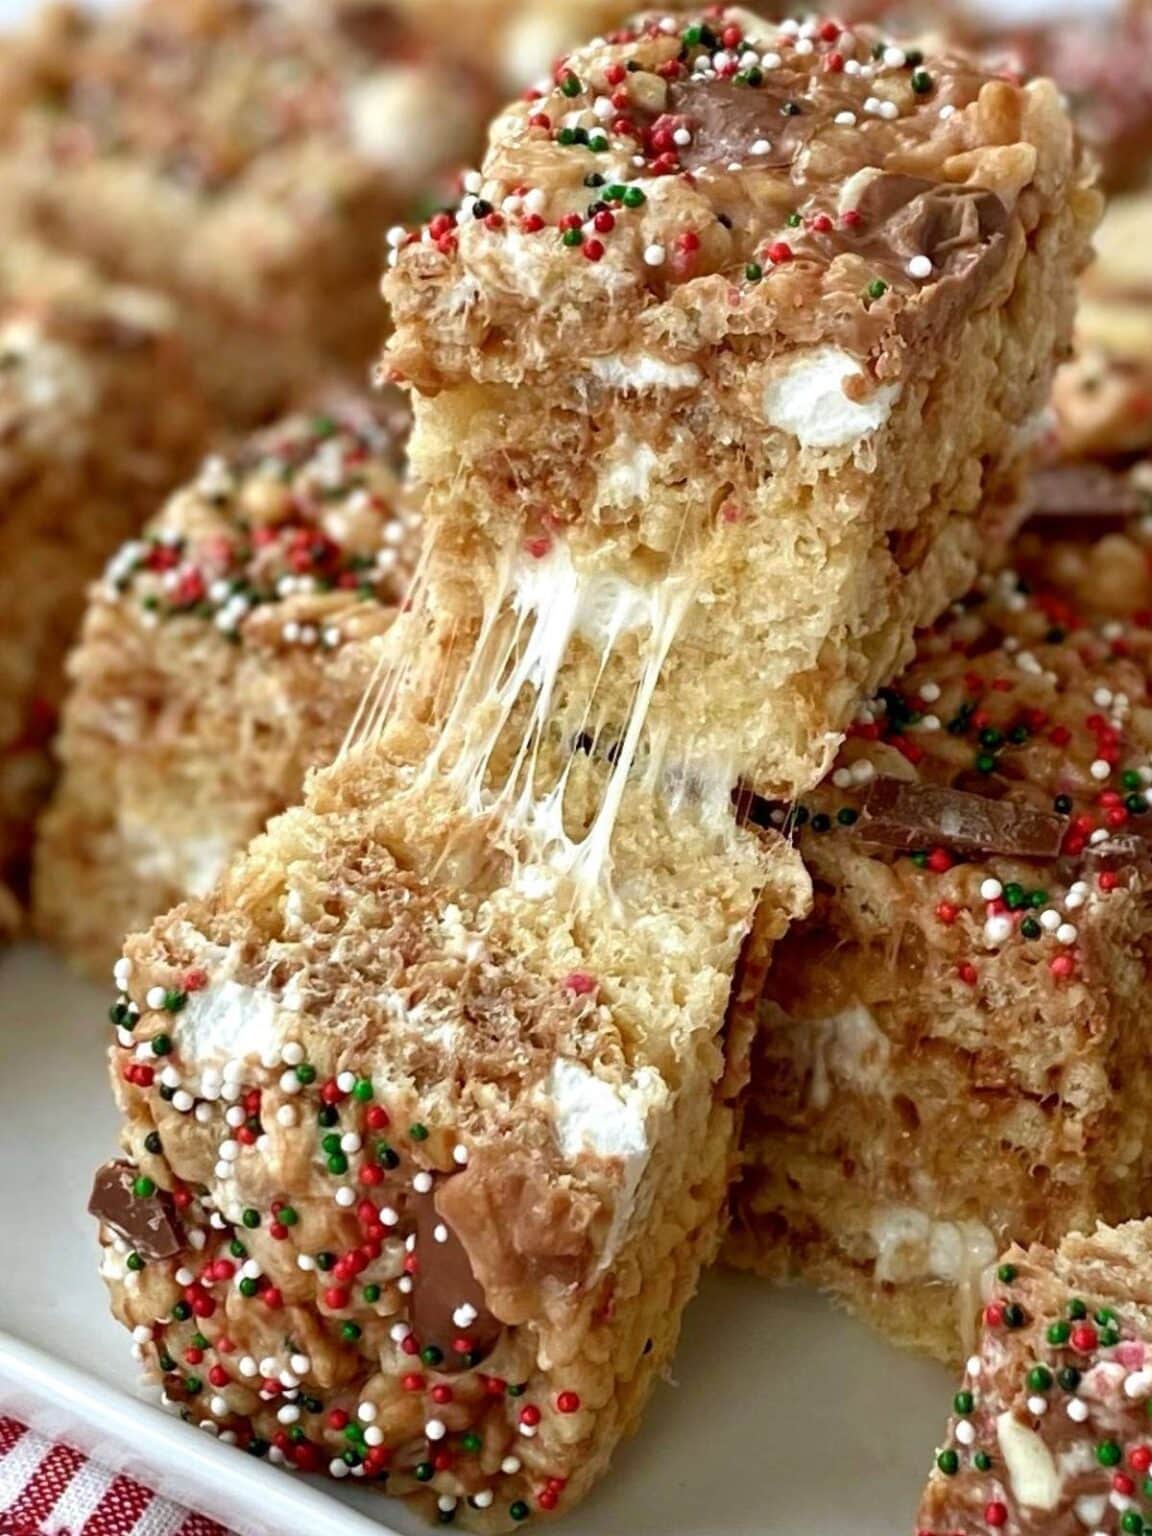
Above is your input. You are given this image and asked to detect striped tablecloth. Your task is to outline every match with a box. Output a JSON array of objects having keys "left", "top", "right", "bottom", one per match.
[{"left": 0, "top": 1418, "right": 228, "bottom": 1536}]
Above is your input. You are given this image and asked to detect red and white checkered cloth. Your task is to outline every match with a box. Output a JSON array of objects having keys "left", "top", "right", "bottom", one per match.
[{"left": 0, "top": 1418, "right": 229, "bottom": 1536}]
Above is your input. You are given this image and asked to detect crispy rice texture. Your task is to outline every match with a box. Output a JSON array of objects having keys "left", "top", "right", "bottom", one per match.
[
  {"left": 0, "top": 242, "right": 208, "bottom": 927},
  {"left": 384, "top": 6, "right": 1099, "bottom": 793},
  {"left": 918, "top": 1221, "right": 1152, "bottom": 1536},
  {"left": 728, "top": 495, "right": 1152, "bottom": 1366},
  {"left": 34, "top": 397, "right": 419, "bottom": 978},
  {"left": 97, "top": 721, "right": 807, "bottom": 1531}
]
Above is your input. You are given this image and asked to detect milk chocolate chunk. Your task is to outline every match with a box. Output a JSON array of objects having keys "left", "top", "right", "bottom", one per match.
[
  {"left": 1028, "top": 463, "right": 1147, "bottom": 534},
  {"left": 858, "top": 777, "right": 1068, "bottom": 858},
  {"left": 410, "top": 1187, "right": 502, "bottom": 1371},
  {"left": 667, "top": 76, "right": 815, "bottom": 171},
  {"left": 89, "top": 1160, "right": 185, "bottom": 1259}
]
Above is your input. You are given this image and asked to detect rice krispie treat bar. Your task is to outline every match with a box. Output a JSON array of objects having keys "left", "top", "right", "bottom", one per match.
[
  {"left": 728, "top": 465, "right": 1152, "bottom": 1366},
  {"left": 384, "top": 6, "right": 1099, "bottom": 797},
  {"left": 1054, "top": 193, "right": 1152, "bottom": 465},
  {"left": 89, "top": 14, "right": 1094, "bottom": 1527},
  {"left": 92, "top": 726, "right": 804, "bottom": 1532},
  {"left": 0, "top": 0, "right": 485, "bottom": 424},
  {"left": 0, "top": 243, "right": 207, "bottom": 935},
  {"left": 918, "top": 1221, "right": 1152, "bottom": 1536},
  {"left": 34, "top": 399, "right": 419, "bottom": 980}
]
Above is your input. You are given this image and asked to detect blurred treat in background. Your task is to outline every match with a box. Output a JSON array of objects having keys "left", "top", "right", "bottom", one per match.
[
  {"left": 0, "top": 242, "right": 208, "bottom": 933},
  {"left": 1054, "top": 192, "right": 1152, "bottom": 462},
  {"left": 34, "top": 394, "right": 419, "bottom": 979},
  {"left": 0, "top": 0, "right": 487, "bottom": 423}
]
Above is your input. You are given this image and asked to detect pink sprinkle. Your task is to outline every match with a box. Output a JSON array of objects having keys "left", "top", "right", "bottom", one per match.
[
  {"left": 524, "top": 536, "right": 552, "bottom": 559},
  {"left": 564, "top": 972, "right": 597, "bottom": 996}
]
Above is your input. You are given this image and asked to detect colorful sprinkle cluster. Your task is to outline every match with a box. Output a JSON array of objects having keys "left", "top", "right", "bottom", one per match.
[
  {"left": 102, "top": 955, "right": 584, "bottom": 1526},
  {"left": 392, "top": 7, "right": 990, "bottom": 304},
  {"left": 100, "top": 408, "right": 418, "bottom": 648},
  {"left": 762, "top": 506, "right": 1152, "bottom": 991},
  {"left": 920, "top": 1259, "right": 1152, "bottom": 1534}
]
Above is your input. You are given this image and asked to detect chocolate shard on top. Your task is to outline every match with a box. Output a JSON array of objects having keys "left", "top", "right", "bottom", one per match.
[
  {"left": 858, "top": 776, "right": 1068, "bottom": 859},
  {"left": 89, "top": 1160, "right": 185, "bottom": 1261},
  {"left": 1027, "top": 463, "right": 1149, "bottom": 537},
  {"left": 410, "top": 1187, "right": 502, "bottom": 1372}
]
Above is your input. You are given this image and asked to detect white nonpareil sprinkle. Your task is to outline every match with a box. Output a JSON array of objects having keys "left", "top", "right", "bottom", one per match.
[
  {"left": 425, "top": 1419, "right": 447, "bottom": 1441},
  {"left": 1027, "top": 1396, "right": 1049, "bottom": 1417},
  {"left": 883, "top": 45, "right": 906, "bottom": 65},
  {"left": 334, "top": 1187, "right": 356, "bottom": 1208},
  {"left": 984, "top": 916, "right": 1013, "bottom": 947},
  {"left": 281, "top": 1042, "right": 304, "bottom": 1065},
  {"left": 644, "top": 244, "right": 666, "bottom": 267},
  {"left": 920, "top": 682, "right": 942, "bottom": 703},
  {"left": 453, "top": 1144, "right": 469, "bottom": 1166},
  {"left": 1056, "top": 924, "right": 1079, "bottom": 946},
  {"left": 501, "top": 1456, "right": 521, "bottom": 1475},
  {"left": 907, "top": 255, "right": 933, "bottom": 279},
  {"left": 329, "top": 1460, "right": 350, "bottom": 1479},
  {"left": 145, "top": 986, "right": 168, "bottom": 1011},
  {"left": 750, "top": 138, "right": 772, "bottom": 155},
  {"left": 340, "top": 1132, "right": 362, "bottom": 1154},
  {"left": 337, "top": 1071, "right": 356, "bottom": 1093},
  {"left": 834, "top": 111, "right": 857, "bottom": 126},
  {"left": 173, "top": 1091, "right": 194, "bottom": 1114},
  {"left": 980, "top": 878, "right": 1003, "bottom": 901},
  {"left": 473, "top": 1490, "right": 494, "bottom": 1509},
  {"left": 390, "top": 1322, "right": 412, "bottom": 1343},
  {"left": 276, "top": 1105, "right": 298, "bottom": 1128},
  {"left": 433, "top": 1223, "right": 449, "bottom": 1244},
  {"left": 114, "top": 958, "right": 133, "bottom": 988},
  {"left": 1040, "top": 910, "right": 1062, "bottom": 932},
  {"left": 413, "top": 1171, "right": 434, "bottom": 1194},
  {"left": 279, "top": 1071, "right": 303, "bottom": 1096},
  {"left": 1067, "top": 1399, "right": 1090, "bottom": 1423},
  {"left": 1090, "top": 760, "right": 1112, "bottom": 781},
  {"left": 955, "top": 1420, "right": 975, "bottom": 1446},
  {"left": 454, "top": 1304, "right": 478, "bottom": 1328},
  {"left": 358, "top": 1402, "right": 377, "bottom": 1423}
]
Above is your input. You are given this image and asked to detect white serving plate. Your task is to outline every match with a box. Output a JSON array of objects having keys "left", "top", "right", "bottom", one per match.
[{"left": 0, "top": 941, "right": 953, "bottom": 1534}]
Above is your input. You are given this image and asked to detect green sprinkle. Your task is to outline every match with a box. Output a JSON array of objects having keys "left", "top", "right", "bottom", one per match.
[
  {"left": 867, "top": 278, "right": 888, "bottom": 300},
  {"left": 144, "top": 1132, "right": 162, "bottom": 1155},
  {"left": 837, "top": 807, "right": 859, "bottom": 826},
  {"left": 363, "top": 1284, "right": 382, "bottom": 1304},
  {"left": 342, "top": 1322, "right": 362, "bottom": 1342},
  {"left": 1058, "top": 1366, "right": 1081, "bottom": 1391},
  {"left": 560, "top": 72, "right": 582, "bottom": 97},
  {"left": 415, "top": 1462, "right": 435, "bottom": 1483},
  {"left": 277, "top": 1206, "right": 298, "bottom": 1227},
  {"left": 327, "top": 1152, "right": 349, "bottom": 1176},
  {"left": 1003, "top": 1304, "right": 1026, "bottom": 1329},
  {"left": 785, "top": 211, "right": 801, "bottom": 227},
  {"left": 911, "top": 69, "right": 933, "bottom": 94},
  {"left": 1027, "top": 1366, "right": 1052, "bottom": 1392},
  {"left": 352, "top": 1079, "right": 374, "bottom": 1103},
  {"left": 229, "top": 1239, "right": 247, "bottom": 1259},
  {"left": 460, "top": 1432, "right": 482, "bottom": 1454},
  {"left": 1097, "top": 1440, "right": 1122, "bottom": 1467},
  {"left": 133, "top": 1176, "right": 156, "bottom": 1198},
  {"left": 321, "top": 1133, "right": 342, "bottom": 1156},
  {"left": 1047, "top": 1321, "right": 1071, "bottom": 1345},
  {"left": 745, "top": 262, "right": 763, "bottom": 282},
  {"left": 295, "top": 1064, "right": 316, "bottom": 1085},
  {"left": 1121, "top": 1512, "right": 1143, "bottom": 1535},
  {"left": 975, "top": 753, "right": 997, "bottom": 774},
  {"left": 171, "top": 1301, "right": 192, "bottom": 1322},
  {"left": 126, "top": 1252, "right": 144, "bottom": 1272},
  {"left": 316, "top": 1252, "right": 336, "bottom": 1271},
  {"left": 239, "top": 1277, "right": 259, "bottom": 1298},
  {"left": 184, "top": 1375, "right": 202, "bottom": 1395},
  {"left": 421, "top": 1345, "right": 444, "bottom": 1368},
  {"left": 318, "top": 1105, "right": 339, "bottom": 1128},
  {"left": 510, "top": 1503, "right": 530, "bottom": 1523},
  {"left": 997, "top": 1264, "right": 1017, "bottom": 1283},
  {"left": 163, "top": 990, "right": 187, "bottom": 1013},
  {"left": 1068, "top": 1298, "right": 1088, "bottom": 1320},
  {"left": 1123, "top": 769, "right": 1142, "bottom": 790},
  {"left": 561, "top": 228, "right": 583, "bottom": 247},
  {"left": 953, "top": 1391, "right": 974, "bottom": 1415},
  {"left": 622, "top": 187, "right": 646, "bottom": 208},
  {"left": 377, "top": 1143, "right": 400, "bottom": 1170},
  {"left": 936, "top": 1450, "right": 959, "bottom": 1476},
  {"left": 1021, "top": 918, "right": 1041, "bottom": 940},
  {"left": 151, "top": 1034, "right": 172, "bottom": 1056},
  {"left": 409, "top": 1123, "right": 430, "bottom": 1142},
  {"left": 973, "top": 1451, "right": 992, "bottom": 1472},
  {"left": 242, "top": 1209, "right": 261, "bottom": 1229}
]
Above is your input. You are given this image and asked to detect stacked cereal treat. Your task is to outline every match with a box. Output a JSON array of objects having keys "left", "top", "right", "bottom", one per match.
[
  {"left": 87, "top": 11, "right": 1095, "bottom": 1530},
  {"left": 728, "top": 468, "right": 1152, "bottom": 1366},
  {"left": 918, "top": 1221, "right": 1152, "bottom": 1536},
  {"left": 385, "top": 7, "right": 1098, "bottom": 796},
  {"left": 0, "top": 0, "right": 486, "bottom": 423},
  {"left": 0, "top": 243, "right": 207, "bottom": 938},
  {"left": 34, "top": 398, "right": 419, "bottom": 980}
]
